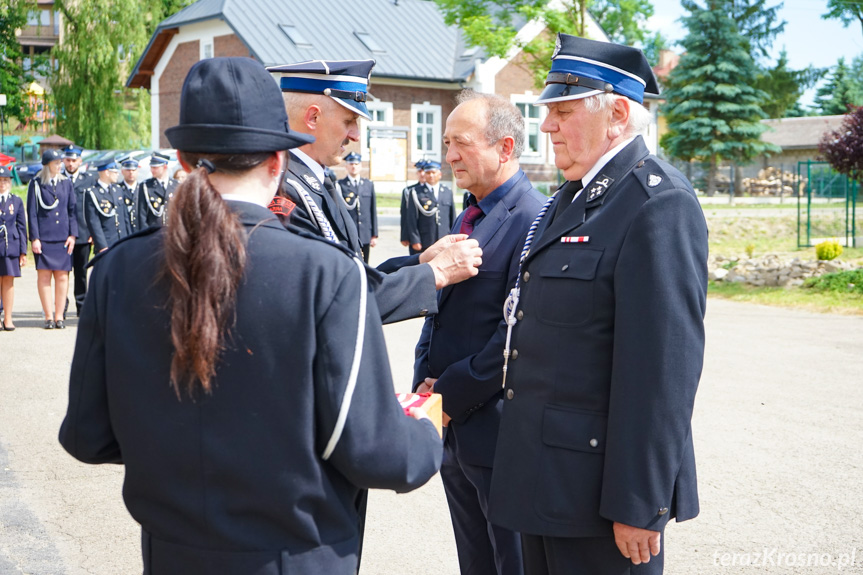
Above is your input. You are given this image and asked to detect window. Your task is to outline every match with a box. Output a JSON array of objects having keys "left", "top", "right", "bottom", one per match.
[
  {"left": 411, "top": 103, "right": 441, "bottom": 162},
  {"left": 280, "top": 25, "right": 311, "bottom": 48},
  {"left": 355, "top": 32, "right": 385, "bottom": 53},
  {"left": 361, "top": 101, "right": 393, "bottom": 157},
  {"left": 203, "top": 42, "right": 213, "bottom": 59},
  {"left": 40, "top": 10, "right": 51, "bottom": 26},
  {"left": 54, "top": 11, "right": 60, "bottom": 35},
  {"left": 512, "top": 95, "right": 546, "bottom": 163}
]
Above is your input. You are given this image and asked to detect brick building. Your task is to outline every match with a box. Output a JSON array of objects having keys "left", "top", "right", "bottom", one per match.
[{"left": 127, "top": 0, "right": 652, "bottom": 191}]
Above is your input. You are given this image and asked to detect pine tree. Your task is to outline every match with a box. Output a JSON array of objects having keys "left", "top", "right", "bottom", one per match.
[
  {"left": 755, "top": 51, "right": 824, "bottom": 119},
  {"left": 660, "top": 0, "right": 778, "bottom": 195},
  {"left": 814, "top": 57, "right": 863, "bottom": 116}
]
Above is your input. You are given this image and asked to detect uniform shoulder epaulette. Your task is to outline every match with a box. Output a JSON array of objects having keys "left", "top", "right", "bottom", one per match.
[
  {"left": 85, "top": 226, "right": 162, "bottom": 269},
  {"left": 633, "top": 157, "right": 679, "bottom": 197}
]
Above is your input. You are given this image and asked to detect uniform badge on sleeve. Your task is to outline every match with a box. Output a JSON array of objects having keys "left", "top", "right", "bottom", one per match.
[{"left": 648, "top": 174, "right": 663, "bottom": 188}]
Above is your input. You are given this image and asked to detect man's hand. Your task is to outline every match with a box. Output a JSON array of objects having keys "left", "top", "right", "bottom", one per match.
[
  {"left": 411, "top": 243, "right": 422, "bottom": 252},
  {"left": 401, "top": 240, "right": 409, "bottom": 247},
  {"left": 427, "top": 239, "right": 482, "bottom": 289},
  {"left": 370, "top": 237, "right": 377, "bottom": 248},
  {"left": 613, "top": 522, "right": 661, "bottom": 565},
  {"left": 419, "top": 234, "right": 469, "bottom": 264},
  {"left": 418, "top": 378, "right": 450, "bottom": 427}
]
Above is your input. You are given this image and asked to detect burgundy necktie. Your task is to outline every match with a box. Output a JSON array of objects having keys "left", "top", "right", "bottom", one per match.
[{"left": 459, "top": 204, "right": 483, "bottom": 235}]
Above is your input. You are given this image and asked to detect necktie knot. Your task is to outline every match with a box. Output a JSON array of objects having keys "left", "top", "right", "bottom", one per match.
[{"left": 459, "top": 204, "right": 483, "bottom": 236}]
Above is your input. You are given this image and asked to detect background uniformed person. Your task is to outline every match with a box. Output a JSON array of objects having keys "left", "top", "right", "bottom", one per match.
[
  {"left": 487, "top": 34, "right": 709, "bottom": 575},
  {"left": 0, "top": 165, "right": 27, "bottom": 331},
  {"left": 338, "top": 152, "right": 378, "bottom": 263},
  {"left": 136, "top": 152, "right": 177, "bottom": 230},
  {"left": 404, "top": 160, "right": 455, "bottom": 253},
  {"left": 84, "top": 160, "right": 132, "bottom": 253},
  {"left": 118, "top": 157, "right": 140, "bottom": 232},
  {"left": 26, "top": 149, "right": 77, "bottom": 329},
  {"left": 62, "top": 145, "right": 95, "bottom": 316},
  {"left": 59, "top": 56, "right": 443, "bottom": 575},
  {"left": 400, "top": 160, "right": 427, "bottom": 253},
  {"left": 268, "top": 59, "right": 482, "bottom": 325}
]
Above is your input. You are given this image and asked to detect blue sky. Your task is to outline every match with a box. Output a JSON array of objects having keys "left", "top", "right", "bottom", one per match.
[{"left": 645, "top": 0, "right": 863, "bottom": 106}]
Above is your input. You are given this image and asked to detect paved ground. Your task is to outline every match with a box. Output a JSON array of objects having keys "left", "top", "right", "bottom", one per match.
[{"left": 1, "top": 224, "right": 862, "bottom": 574}]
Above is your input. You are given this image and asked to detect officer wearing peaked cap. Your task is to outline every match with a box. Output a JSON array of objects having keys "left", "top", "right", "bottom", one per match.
[
  {"left": 136, "top": 151, "right": 178, "bottom": 231},
  {"left": 338, "top": 152, "right": 378, "bottom": 263},
  {"left": 269, "top": 59, "right": 482, "bottom": 325},
  {"left": 62, "top": 145, "right": 96, "bottom": 316},
  {"left": 404, "top": 160, "right": 454, "bottom": 253},
  {"left": 487, "top": 34, "right": 708, "bottom": 575},
  {"left": 84, "top": 160, "right": 132, "bottom": 253},
  {"left": 118, "top": 157, "right": 140, "bottom": 232},
  {"left": 400, "top": 160, "right": 428, "bottom": 253}
]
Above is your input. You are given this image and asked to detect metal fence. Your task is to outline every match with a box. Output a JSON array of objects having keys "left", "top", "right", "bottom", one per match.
[{"left": 796, "top": 161, "right": 858, "bottom": 249}]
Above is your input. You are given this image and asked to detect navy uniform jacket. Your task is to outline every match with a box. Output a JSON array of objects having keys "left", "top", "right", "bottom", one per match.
[
  {"left": 65, "top": 169, "right": 97, "bottom": 242},
  {"left": 118, "top": 181, "right": 139, "bottom": 232},
  {"left": 414, "top": 171, "right": 544, "bottom": 467},
  {"left": 281, "top": 152, "right": 438, "bottom": 325},
  {"left": 84, "top": 182, "right": 133, "bottom": 252},
  {"left": 338, "top": 176, "right": 378, "bottom": 246},
  {"left": 26, "top": 177, "right": 78, "bottom": 243},
  {"left": 59, "top": 201, "right": 442, "bottom": 575},
  {"left": 0, "top": 194, "right": 27, "bottom": 259},
  {"left": 488, "top": 137, "right": 708, "bottom": 538},
  {"left": 405, "top": 184, "right": 455, "bottom": 251},
  {"left": 136, "top": 177, "right": 178, "bottom": 230}
]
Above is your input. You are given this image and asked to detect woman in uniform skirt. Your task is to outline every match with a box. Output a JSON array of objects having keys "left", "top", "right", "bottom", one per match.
[
  {"left": 0, "top": 165, "right": 27, "bottom": 331},
  {"left": 59, "top": 57, "right": 442, "bottom": 575},
  {"left": 26, "top": 149, "right": 77, "bottom": 329}
]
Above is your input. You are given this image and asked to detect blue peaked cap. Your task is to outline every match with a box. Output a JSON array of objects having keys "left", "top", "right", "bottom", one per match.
[
  {"left": 63, "top": 145, "right": 83, "bottom": 158},
  {"left": 268, "top": 59, "right": 375, "bottom": 121},
  {"left": 536, "top": 34, "right": 659, "bottom": 105},
  {"left": 344, "top": 152, "right": 362, "bottom": 163},
  {"left": 97, "top": 159, "right": 118, "bottom": 172},
  {"left": 423, "top": 160, "right": 441, "bottom": 171}
]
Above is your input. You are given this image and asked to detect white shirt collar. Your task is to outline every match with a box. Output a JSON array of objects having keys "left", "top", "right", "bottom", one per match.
[
  {"left": 98, "top": 179, "right": 110, "bottom": 189},
  {"left": 580, "top": 136, "right": 636, "bottom": 189},
  {"left": 292, "top": 148, "right": 325, "bottom": 184}
]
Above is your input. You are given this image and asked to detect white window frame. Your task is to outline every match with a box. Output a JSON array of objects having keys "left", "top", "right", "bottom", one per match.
[
  {"left": 511, "top": 94, "right": 546, "bottom": 165},
  {"left": 361, "top": 101, "right": 393, "bottom": 158},
  {"left": 410, "top": 102, "right": 441, "bottom": 163},
  {"left": 200, "top": 38, "right": 214, "bottom": 60}
]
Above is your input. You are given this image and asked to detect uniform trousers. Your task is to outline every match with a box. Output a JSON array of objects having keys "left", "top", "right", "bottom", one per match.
[
  {"left": 72, "top": 242, "right": 92, "bottom": 314},
  {"left": 361, "top": 243, "right": 371, "bottom": 264},
  {"left": 521, "top": 531, "right": 664, "bottom": 575},
  {"left": 441, "top": 431, "right": 523, "bottom": 575}
]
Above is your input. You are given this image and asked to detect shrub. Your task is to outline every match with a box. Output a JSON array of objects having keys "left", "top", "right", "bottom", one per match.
[
  {"left": 803, "top": 270, "right": 863, "bottom": 294},
  {"left": 815, "top": 239, "right": 843, "bottom": 261}
]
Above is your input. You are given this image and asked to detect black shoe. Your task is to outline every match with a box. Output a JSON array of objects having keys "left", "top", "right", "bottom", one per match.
[
  {"left": 56, "top": 320, "right": 66, "bottom": 329},
  {"left": 2, "top": 323, "right": 14, "bottom": 332},
  {"left": 44, "top": 320, "right": 56, "bottom": 330}
]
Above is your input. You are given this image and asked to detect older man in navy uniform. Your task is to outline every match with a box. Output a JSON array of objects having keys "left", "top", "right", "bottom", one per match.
[
  {"left": 487, "top": 34, "right": 709, "bottom": 575},
  {"left": 136, "top": 152, "right": 177, "bottom": 230},
  {"left": 268, "top": 59, "right": 481, "bottom": 325},
  {"left": 338, "top": 152, "right": 378, "bottom": 263},
  {"left": 405, "top": 160, "right": 455, "bottom": 253},
  {"left": 84, "top": 160, "right": 133, "bottom": 253},
  {"left": 415, "top": 91, "right": 544, "bottom": 575},
  {"left": 62, "top": 145, "right": 95, "bottom": 316}
]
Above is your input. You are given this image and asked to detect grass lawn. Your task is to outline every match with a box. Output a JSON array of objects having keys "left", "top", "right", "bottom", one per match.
[{"left": 708, "top": 281, "right": 863, "bottom": 315}]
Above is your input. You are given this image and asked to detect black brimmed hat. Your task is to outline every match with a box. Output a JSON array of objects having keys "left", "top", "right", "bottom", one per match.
[
  {"left": 536, "top": 34, "right": 659, "bottom": 105},
  {"left": 42, "top": 149, "right": 63, "bottom": 165},
  {"left": 165, "top": 57, "right": 314, "bottom": 153}
]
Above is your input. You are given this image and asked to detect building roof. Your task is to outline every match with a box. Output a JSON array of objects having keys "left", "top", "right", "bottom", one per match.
[
  {"left": 128, "top": 0, "right": 495, "bottom": 88},
  {"left": 761, "top": 115, "right": 847, "bottom": 150}
]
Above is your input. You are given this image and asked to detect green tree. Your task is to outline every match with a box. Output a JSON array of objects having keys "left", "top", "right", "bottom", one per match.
[
  {"left": 433, "top": 0, "right": 657, "bottom": 88},
  {"left": 823, "top": 0, "right": 863, "bottom": 37},
  {"left": 754, "top": 50, "right": 824, "bottom": 119},
  {"left": 726, "top": 0, "right": 785, "bottom": 61},
  {"left": 0, "top": 0, "right": 37, "bottom": 123},
  {"left": 814, "top": 57, "right": 863, "bottom": 116},
  {"left": 660, "top": 0, "right": 778, "bottom": 195}
]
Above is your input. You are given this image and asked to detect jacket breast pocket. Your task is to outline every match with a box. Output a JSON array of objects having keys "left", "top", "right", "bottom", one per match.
[{"left": 535, "top": 247, "right": 603, "bottom": 327}]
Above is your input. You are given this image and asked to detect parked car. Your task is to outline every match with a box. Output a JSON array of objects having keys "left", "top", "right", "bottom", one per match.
[{"left": 14, "top": 161, "right": 44, "bottom": 184}]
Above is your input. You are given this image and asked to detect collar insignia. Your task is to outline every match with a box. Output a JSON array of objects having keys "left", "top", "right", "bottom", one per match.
[
  {"left": 586, "top": 174, "right": 614, "bottom": 203},
  {"left": 303, "top": 174, "right": 321, "bottom": 191},
  {"left": 648, "top": 174, "right": 663, "bottom": 188}
]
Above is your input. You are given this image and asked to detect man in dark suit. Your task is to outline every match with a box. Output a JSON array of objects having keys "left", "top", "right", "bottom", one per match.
[
  {"left": 338, "top": 152, "right": 378, "bottom": 263},
  {"left": 84, "top": 160, "right": 133, "bottom": 253},
  {"left": 414, "top": 91, "right": 544, "bottom": 575},
  {"left": 268, "top": 59, "right": 482, "bottom": 325},
  {"left": 405, "top": 160, "right": 455, "bottom": 253},
  {"left": 487, "top": 34, "right": 709, "bottom": 575},
  {"left": 61, "top": 145, "right": 95, "bottom": 316}
]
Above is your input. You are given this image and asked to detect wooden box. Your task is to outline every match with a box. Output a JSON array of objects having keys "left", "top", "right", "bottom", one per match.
[{"left": 396, "top": 393, "right": 443, "bottom": 438}]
